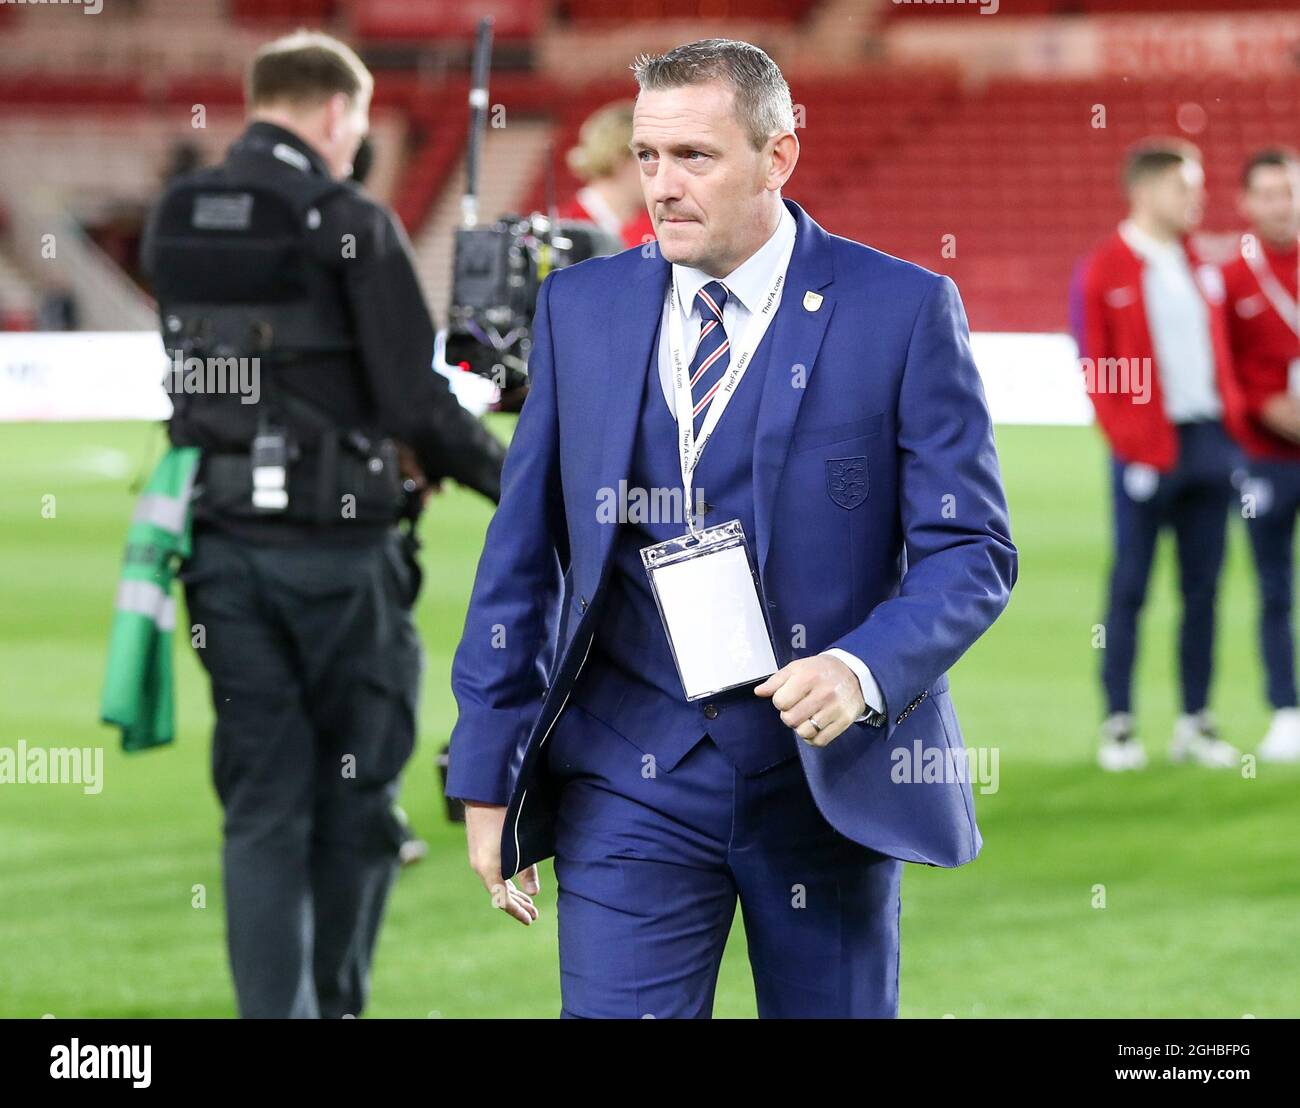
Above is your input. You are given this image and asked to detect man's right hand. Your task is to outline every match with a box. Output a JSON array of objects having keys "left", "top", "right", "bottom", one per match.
[
  {"left": 464, "top": 801, "right": 540, "bottom": 925},
  {"left": 1260, "top": 393, "right": 1300, "bottom": 444}
]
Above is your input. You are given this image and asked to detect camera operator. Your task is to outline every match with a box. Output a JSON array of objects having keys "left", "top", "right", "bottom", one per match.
[{"left": 142, "top": 30, "right": 505, "bottom": 1018}]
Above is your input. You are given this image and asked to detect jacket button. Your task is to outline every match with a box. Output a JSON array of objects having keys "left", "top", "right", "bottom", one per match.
[
  {"left": 703, "top": 703, "right": 718, "bottom": 720},
  {"left": 578, "top": 595, "right": 587, "bottom": 611}
]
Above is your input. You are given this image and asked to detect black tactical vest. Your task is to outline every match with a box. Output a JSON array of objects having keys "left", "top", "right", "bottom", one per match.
[{"left": 146, "top": 143, "right": 403, "bottom": 526}]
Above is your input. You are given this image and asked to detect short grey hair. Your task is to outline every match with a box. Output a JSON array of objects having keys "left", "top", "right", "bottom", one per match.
[{"left": 630, "top": 38, "right": 795, "bottom": 150}]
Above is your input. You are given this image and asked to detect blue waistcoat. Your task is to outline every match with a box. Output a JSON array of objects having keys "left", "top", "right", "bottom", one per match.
[{"left": 569, "top": 315, "right": 798, "bottom": 774}]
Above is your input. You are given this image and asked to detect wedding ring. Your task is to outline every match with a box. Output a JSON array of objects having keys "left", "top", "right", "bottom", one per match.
[{"left": 809, "top": 716, "right": 823, "bottom": 733}]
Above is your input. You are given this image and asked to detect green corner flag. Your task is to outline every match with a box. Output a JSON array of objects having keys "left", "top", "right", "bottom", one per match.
[{"left": 100, "top": 445, "right": 200, "bottom": 753}]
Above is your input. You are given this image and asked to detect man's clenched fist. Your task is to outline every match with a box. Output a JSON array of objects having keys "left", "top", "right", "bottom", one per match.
[{"left": 753, "top": 655, "right": 866, "bottom": 747}]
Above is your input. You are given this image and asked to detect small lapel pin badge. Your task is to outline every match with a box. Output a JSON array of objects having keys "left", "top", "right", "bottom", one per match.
[{"left": 803, "top": 290, "right": 823, "bottom": 312}]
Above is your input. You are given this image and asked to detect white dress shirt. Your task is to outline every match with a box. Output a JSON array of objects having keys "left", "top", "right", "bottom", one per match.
[
  {"left": 654, "top": 202, "right": 885, "bottom": 724},
  {"left": 1118, "top": 219, "right": 1222, "bottom": 423}
]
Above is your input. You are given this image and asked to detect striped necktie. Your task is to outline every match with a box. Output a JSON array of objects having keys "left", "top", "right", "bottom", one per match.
[{"left": 688, "top": 280, "right": 730, "bottom": 439}]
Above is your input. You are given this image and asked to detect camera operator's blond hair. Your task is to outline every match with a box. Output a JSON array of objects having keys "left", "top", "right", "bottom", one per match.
[
  {"left": 561, "top": 101, "right": 645, "bottom": 238},
  {"left": 565, "top": 101, "right": 636, "bottom": 182}
]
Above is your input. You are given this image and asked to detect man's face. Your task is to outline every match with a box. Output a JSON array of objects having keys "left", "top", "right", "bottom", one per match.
[
  {"left": 1137, "top": 160, "right": 1205, "bottom": 236},
  {"left": 631, "top": 80, "right": 775, "bottom": 275},
  {"left": 1241, "top": 163, "right": 1300, "bottom": 245}
]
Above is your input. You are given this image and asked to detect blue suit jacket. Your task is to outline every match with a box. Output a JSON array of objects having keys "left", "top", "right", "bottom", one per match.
[{"left": 447, "top": 198, "right": 1017, "bottom": 876}]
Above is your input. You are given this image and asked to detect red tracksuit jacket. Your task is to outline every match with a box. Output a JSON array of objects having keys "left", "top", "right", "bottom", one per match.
[
  {"left": 1070, "top": 228, "right": 1246, "bottom": 471},
  {"left": 1222, "top": 238, "right": 1300, "bottom": 462},
  {"left": 556, "top": 193, "right": 655, "bottom": 249}
]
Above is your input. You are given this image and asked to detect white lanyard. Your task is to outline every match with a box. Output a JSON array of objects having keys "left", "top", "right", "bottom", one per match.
[
  {"left": 667, "top": 232, "right": 796, "bottom": 536},
  {"left": 1244, "top": 235, "right": 1300, "bottom": 340}
]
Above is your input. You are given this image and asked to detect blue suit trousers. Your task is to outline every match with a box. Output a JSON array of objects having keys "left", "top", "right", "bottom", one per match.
[
  {"left": 545, "top": 701, "right": 903, "bottom": 1018},
  {"left": 1101, "top": 420, "right": 1240, "bottom": 715},
  {"left": 1244, "top": 459, "right": 1300, "bottom": 709}
]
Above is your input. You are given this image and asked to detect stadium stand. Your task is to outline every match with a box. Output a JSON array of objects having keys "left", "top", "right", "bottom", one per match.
[
  {"left": 1, "top": 0, "right": 1298, "bottom": 333},
  {"left": 884, "top": 0, "right": 1294, "bottom": 14}
]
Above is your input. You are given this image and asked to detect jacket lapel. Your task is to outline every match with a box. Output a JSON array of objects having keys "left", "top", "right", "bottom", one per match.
[
  {"left": 593, "top": 248, "right": 667, "bottom": 563},
  {"left": 752, "top": 199, "right": 835, "bottom": 584}
]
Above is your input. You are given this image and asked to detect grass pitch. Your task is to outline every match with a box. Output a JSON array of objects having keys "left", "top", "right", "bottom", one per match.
[{"left": 0, "top": 420, "right": 1296, "bottom": 1017}]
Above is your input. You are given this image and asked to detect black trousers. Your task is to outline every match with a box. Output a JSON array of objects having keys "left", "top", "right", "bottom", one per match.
[{"left": 181, "top": 525, "right": 423, "bottom": 1018}]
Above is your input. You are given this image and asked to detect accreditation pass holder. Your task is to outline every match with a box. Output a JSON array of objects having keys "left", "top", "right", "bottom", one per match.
[{"left": 640, "top": 230, "right": 795, "bottom": 701}]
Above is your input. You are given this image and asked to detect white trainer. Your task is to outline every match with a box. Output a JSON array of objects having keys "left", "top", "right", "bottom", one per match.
[
  {"left": 1258, "top": 707, "right": 1300, "bottom": 763},
  {"left": 1170, "top": 711, "right": 1241, "bottom": 769},
  {"left": 1098, "top": 712, "right": 1147, "bottom": 771}
]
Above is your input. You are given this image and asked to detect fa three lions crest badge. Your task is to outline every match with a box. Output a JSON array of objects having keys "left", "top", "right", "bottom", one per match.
[{"left": 826, "top": 456, "right": 868, "bottom": 509}]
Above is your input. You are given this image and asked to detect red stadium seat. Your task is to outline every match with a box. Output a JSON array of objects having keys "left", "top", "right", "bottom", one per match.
[
  {"left": 559, "top": 0, "right": 819, "bottom": 24},
  {"left": 788, "top": 72, "right": 1300, "bottom": 331},
  {"left": 229, "top": 0, "right": 338, "bottom": 25},
  {"left": 884, "top": 0, "right": 1291, "bottom": 16}
]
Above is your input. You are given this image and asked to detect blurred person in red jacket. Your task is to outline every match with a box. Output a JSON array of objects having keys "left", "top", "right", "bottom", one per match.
[
  {"left": 1071, "top": 140, "right": 1247, "bottom": 773},
  {"left": 556, "top": 101, "right": 655, "bottom": 249},
  {"left": 1223, "top": 148, "right": 1300, "bottom": 763}
]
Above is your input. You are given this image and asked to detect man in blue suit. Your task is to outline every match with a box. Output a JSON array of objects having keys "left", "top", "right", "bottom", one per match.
[{"left": 446, "top": 38, "right": 1017, "bottom": 1018}]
